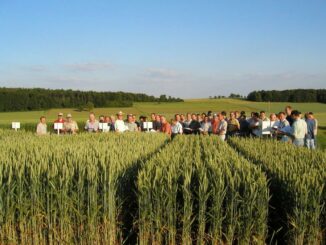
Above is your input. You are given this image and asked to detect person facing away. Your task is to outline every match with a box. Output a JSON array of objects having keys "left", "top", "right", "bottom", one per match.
[
  {"left": 200, "top": 115, "right": 212, "bottom": 135},
  {"left": 54, "top": 112, "right": 65, "bottom": 134},
  {"left": 36, "top": 116, "right": 48, "bottom": 135},
  {"left": 238, "top": 111, "right": 250, "bottom": 137},
  {"left": 289, "top": 110, "right": 307, "bottom": 147},
  {"left": 125, "top": 114, "right": 138, "bottom": 132},
  {"left": 216, "top": 113, "right": 227, "bottom": 141},
  {"left": 160, "top": 116, "right": 172, "bottom": 136},
  {"left": 285, "top": 106, "right": 294, "bottom": 126},
  {"left": 227, "top": 112, "right": 240, "bottom": 137},
  {"left": 85, "top": 112, "right": 99, "bottom": 133},
  {"left": 305, "top": 112, "right": 316, "bottom": 149},
  {"left": 114, "top": 111, "right": 128, "bottom": 133},
  {"left": 64, "top": 114, "right": 79, "bottom": 134}
]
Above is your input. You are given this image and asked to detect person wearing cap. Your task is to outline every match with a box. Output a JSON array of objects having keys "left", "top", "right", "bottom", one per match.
[
  {"left": 114, "top": 111, "right": 127, "bottom": 133},
  {"left": 85, "top": 112, "right": 99, "bottom": 133},
  {"left": 54, "top": 112, "right": 65, "bottom": 134},
  {"left": 36, "top": 116, "right": 48, "bottom": 135},
  {"left": 125, "top": 114, "right": 138, "bottom": 132},
  {"left": 63, "top": 114, "right": 78, "bottom": 134}
]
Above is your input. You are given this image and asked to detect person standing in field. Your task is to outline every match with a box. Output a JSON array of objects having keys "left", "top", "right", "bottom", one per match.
[
  {"left": 285, "top": 106, "right": 294, "bottom": 126},
  {"left": 238, "top": 111, "right": 250, "bottom": 137},
  {"left": 125, "top": 114, "right": 138, "bottom": 132},
  {"left": 216, "top": 113, "right": 227, "bottom": 141},
  {"left": 171, "top": 119, "right": 183, "bottom": 138},
  {"left": 36, "top": 116, "right": 48, "bottom": 135},
  {"left": 227, "top": 112, "right": 240, "bottom": 137},
  {"left": 200, "top": 115, "right": 212, "bottom": 135},
  {"left": 54, "top": 112, "right": 65, "bottom": 134},
  {"left": 153, "top": 115, "right": 162, "bottom": 131},
  {"left": 183, "top": 113, "right": 193, "bottom": 134},
  {"left": 64, "top": 113, "right": 79, "bottom": 134},
  {"left": 109, "top": 115, "right": 116, "bottom": 131},
  {"left": 275, "top": 112, "right": 291, "bottom": 142},
  {"left": 289, "top": 110, "right": 307, "bottom": 147},
  {"left": 114, "top": 111, "right": 128, "bottom": 133},
  {"left": 189, "top": 113, "right": 201, "bottom": 134},
  {"left": 84, "top": 112, "right": 99, "bottom": 133},
  {"left": 305, "top": 112, "right": 317, "bottom": 149},
  {"left": 249, "top": 112, "right": 261, "bottom": 137},
  {"left": 160, "top": 116, "right": 172, "bottom": 136},
  {"left": 211, "top": 113, "right": 220, "bottom": 135},
  {"left": 260, "top": 111, "right": 270, "bottom": 122}
]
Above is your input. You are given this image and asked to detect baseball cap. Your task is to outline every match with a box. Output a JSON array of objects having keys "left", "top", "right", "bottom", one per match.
[{"left": 58, "top": 112, "right": 63, "bottom": 116}]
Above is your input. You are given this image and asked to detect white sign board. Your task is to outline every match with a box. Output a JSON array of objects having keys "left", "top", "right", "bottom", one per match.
[
  {"left": 261, "top": 121, "right": 271, "bottom": 135},
  {"left": 143, "top": 122, "right": 153, "bottom": 130},
  {"left": 54, "top": 123, "right": 63, "bottom": 130},
  {"left": 99, "top": 123, "right": 109, "bottom": 130},
  {"left": 12, "top": 122, "right": 20, "bottom": 129}
]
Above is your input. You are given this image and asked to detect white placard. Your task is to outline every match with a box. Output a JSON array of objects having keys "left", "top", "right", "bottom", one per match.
[
  {"left": 99, "top": 123, "right": 109, "bottom": 130},
  {"left": 143, "top": 122, "right": 153, "bottom": 129},
  {"left": 261, "top": 121, "right": 271, "bottom": 135},
  {"left": 12, "top": 122, "right": 20, "bottom": 129},
  {"left": 54, "top": 123, "right": 63, "bottom": 130}
]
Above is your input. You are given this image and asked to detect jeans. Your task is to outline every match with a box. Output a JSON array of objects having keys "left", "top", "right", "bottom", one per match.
[
  {"left": 306, "top": 139, "right": 316, "bottom": 149},
  {"left": 293, "top": 138, "right": 305, "bottom": 147}
]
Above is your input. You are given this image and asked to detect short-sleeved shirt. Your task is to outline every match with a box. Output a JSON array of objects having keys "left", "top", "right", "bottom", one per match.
[
  {"left": 64, "top": 121, "right": 79, "bottom": 133},
  {"left": 306, "top": 119, "right": 316, "bottom": 139},
  {"left": 125, "top": 122, "right": 138, "bottom": 132},
  {"left": 115, "top": 120, "right": 127, "bottom": 132},
  {"left": 218, "top": 120, "right": 227, "bottom": 135},
  {"left": 85, "top": 120, "right": 99, "bottom": 132},
  {"left": 227, "top": 118, "right": 240, "bottom": 132},
  {"left": 291, "top": 119, "right": 307, "bottom": 140},
  {"left": 171, "top": 122, "right": 183, "bottom": 134},
  {"left": 36, "top": 123, "right": 47, "bottom": 135}
]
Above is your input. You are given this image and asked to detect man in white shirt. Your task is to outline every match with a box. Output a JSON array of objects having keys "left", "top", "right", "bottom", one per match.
[
  {"left": 114, "top": 111, "right": 128, "bottom": 133},
  {"left": 217, "top": 113, "right": 227, "bottom": 141},
  {"left": 289, "top": 110, "right": 307, "bottom": 147}
]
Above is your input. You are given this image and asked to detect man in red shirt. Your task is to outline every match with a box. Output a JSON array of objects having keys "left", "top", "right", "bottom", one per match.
[
  {"left": 54, "top": 112, "right": 65, "bottom": 134},
  {"left": 160, "top": 116, "right": 171, "bottom": 136}
]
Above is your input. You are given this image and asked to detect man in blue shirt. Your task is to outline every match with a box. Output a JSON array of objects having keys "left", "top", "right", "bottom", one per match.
[{"left": 305, "top": 112, "right": 317, "bottom": 149}]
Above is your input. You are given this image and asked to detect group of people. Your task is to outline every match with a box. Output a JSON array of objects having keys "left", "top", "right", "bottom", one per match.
[{"left": 36, "top": 105, "right": 318, "bottom": 149}]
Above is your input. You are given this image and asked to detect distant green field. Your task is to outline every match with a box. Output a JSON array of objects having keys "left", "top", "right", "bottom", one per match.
[{"left": 0, "top": 98, "right": 325, "bottom": 149}]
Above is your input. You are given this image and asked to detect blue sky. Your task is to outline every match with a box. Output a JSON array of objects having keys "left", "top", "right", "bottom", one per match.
[{"left": 0, "top": 0, "right": 325, "bottom": 98}]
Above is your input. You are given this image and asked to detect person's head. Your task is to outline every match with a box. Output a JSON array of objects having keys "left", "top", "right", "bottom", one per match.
[
  {"left": 278, "top": 112, "right": 286, "bottom": 121},
  {"left": 260, "top": 111, "right": 266, "bottom": 119},
  {"left": 235, "top": 111, "right": 240, "bottom": 118},
  {"left": 230, "top": 112, "right": 235, "bottom": 119},
  {"left": 104, "top": 116, "right": 111, "bottom": 123},
  {"left": 66, "top": 113, "right": 72, "bottom": 122},
  {"left": 218, "top": 113, "right": 224, "bottom": 121},
  {"left": 203, "top": 115, "right": 209, "bottom": 122},
  {"left": 221, "top": 111, "right": 227, "bottom": 117},
  {"left": 252, "top": 112, "right": 260, "bottom": 121},
  {"left": 127, "top": 114, "right": 133, "bottom": 123},
  {"left": 291, "top": 110, "right": 301, "bottom": 119},
  {"left": 155, "top": 115, "right": 161, "bottom": 122},
  {"left": 110, "top": 115, "right": 116, "bottom": 122},
  {"left": 175, "top": 114, "right": 181, "bottom": 122},
  {"left": 171, "top": 119, "right": 177, "bottom": 125},
  {"left": 285, "top": 106, "right": 292, "bottom": 116},
  {"left": 40, "top": 116, "right": 46, "bottom": 124},
  {"left": 197, "top": 114, "right": 202, "bottom": 121},
  {"left": 58, "top": 112, "right": 63, "bottom": 120},
  {"left": 308, "top": 112, "right": 314, "bottom": 120},
  {"left": 117, "top": 111, "right": 123, "bottom": 120},
  {"left": 151, "top": 113, "right": 156, "bottom": 121},
  {"left": 191, "top": 113, "right": 197, "bottom": 120},
  {"left": 180, "top": 114, "right": 185, "bottom": 121},
  {"left": 270, "top": 113, "right": 277, "bottom": 121},
  {"left": 186, "top": 113, "right": 192, "bottom": 121},
  {"left": 132, "top": 115, "right": 137, "bottom": 122},
  {"left": 201, "top": 113, "right": 207, "bottom": 119},
  {"left": 240, "top": 111, "right": 246, "bottom": 119},
  {"left": 161, "top": 116, "right": 167, "bottom": 124},
  {"left": 89, "top": 112, "right": 95, "bottom": 121},
  {"left": 99, "top": 115, "right": 105, "bottom": 123},
  {"left": 207, "top": 111, "right": 212, "bottom": 117}
]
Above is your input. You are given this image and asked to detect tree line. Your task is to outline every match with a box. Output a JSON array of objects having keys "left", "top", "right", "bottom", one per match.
[
  {"left": 247, "top": 89, "right": 326, "bottom": 103},
  {"left": 0, "top": 87, "right": 183, "bottom": 112}
]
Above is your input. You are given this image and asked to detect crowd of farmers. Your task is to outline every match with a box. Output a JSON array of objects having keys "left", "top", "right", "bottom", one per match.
[{"left": 36, "top": 105, "right": 318, "bottom": 149}]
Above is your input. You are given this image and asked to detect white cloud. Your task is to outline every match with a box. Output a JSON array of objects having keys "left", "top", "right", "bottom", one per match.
[
  {"left": 143, "top": 68, "right": 184, "bottom": 80},
  {"left": 64, "top": 62, "right": 114, "bottom": 72}
]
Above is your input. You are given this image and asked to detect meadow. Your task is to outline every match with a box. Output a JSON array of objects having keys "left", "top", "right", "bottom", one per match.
[{"left": 0, "top": 98, "right": 325, "bottom": 148}]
